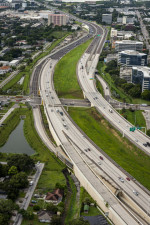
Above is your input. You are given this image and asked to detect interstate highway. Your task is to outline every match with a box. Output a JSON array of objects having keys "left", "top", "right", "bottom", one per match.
[
  {"left": 39, "top": 59, "right": 145, "bottom": 225},
  {"left": 30, "top": 11, "right": 150, "bottom": 224},
  {"left": 77, "top": 52, "right": 150, "bottom": 156},
  {"left": 39, "top": 51, "right": 150, "bottom": 224}
]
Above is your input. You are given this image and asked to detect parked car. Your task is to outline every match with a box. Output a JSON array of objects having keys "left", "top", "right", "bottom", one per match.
[{"left": 99, "top": 156, "right": 103, "bottom": 160}]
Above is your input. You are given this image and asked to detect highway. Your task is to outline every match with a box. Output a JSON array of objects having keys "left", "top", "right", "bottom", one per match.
[
  {"left": 39, "top": 59, "right": 143, "bottom": 225},
  {"left": 30, "top": 6, "right": 150, "bottom": 224},
  {"left": 77, "top": 51, "right": 150, "bottom": 156},
  {"left": 39, "top": 48, "right": 150, "bottom": 225}
]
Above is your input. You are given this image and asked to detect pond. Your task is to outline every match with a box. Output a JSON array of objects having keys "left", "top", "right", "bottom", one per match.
[{"left": 0, "top": 120, "right": 35, "bottom": 155}]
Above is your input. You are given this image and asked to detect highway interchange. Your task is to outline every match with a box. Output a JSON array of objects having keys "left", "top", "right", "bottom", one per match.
[{"left": 30, "top": 8, "right": 150, "bottom": 225}]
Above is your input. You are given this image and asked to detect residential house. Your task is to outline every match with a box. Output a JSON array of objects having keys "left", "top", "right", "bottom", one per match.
[{"left": 45, "top": 188, "right": 63, "bottom": 204}]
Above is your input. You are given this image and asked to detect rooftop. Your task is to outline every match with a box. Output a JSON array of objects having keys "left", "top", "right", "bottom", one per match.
[
  {"left": 120, "top": 50, "right": 146, "bottom": 56},
  {"left": 132, "top": 66, "right": 150, "bottom": 78},
  {"left": 115, "top": 40, "right": 143, "bottom": 44}
]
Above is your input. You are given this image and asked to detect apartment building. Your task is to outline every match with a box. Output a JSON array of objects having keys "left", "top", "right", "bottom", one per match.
[{"left": 48, "top": 14, "right": 69, "bottom": 26}]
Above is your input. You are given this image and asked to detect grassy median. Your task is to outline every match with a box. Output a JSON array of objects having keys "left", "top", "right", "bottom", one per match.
[
  {"left": 68, "top": 107, "right": 150, "bottom": 190},
  {"left": 54, "top": 39, "right": 92, "bottom": 99}
]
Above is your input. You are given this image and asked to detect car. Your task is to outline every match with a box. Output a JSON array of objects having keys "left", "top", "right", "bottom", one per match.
[
  {"left": 146, "top": 142, "right": 150, "bottom": 147},
  {"left": 56, "top": 109, "right": 59, "bottom": 113},
  {"left": 118, "top": 177, "right": 124, "bottom": 183},
  {"left": 85, "top": 149, "right": 88, "bottom": 152},
  {"left": 143, "top": 143, "right": 147, "bottom": 147},
  {"left": 46, "top": 94, "right": 48, "bottom": 97},
  {"left": 87, "top": 148, "right": 91, "bottom": 151},
  {"left": 98, "top": 162, "right": 101, "bottom": 165},
  {"left": 31, "top": 200, "right": 37, "bottom": 203},
  {"left": 99, "top": 156, "right": 103, "bottom": 160},
  {"left": 126, "top": 177, "right": 130, "bottom": 181},
  {"left": 60, "top": 112, "right": 63, "bottom": 116},
  {"left": 133, "top": 190, "right": 139, "bottom": 196}
]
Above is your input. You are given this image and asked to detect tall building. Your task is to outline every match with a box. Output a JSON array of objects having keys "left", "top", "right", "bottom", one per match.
[
  {"left": 115, "top": 40, "right": 143, "bottom": 52},
  {"left": 118, "top": 50, "right": 147, "bottom": 67},
  {"left": 132, "top": 66, "right": 150, "bottom": 92},
  {"left": 102, "top": 14, "right": 112, "bottom": 24},
  {"left": 120, "top": 67, "right": 132, "bottom": 82},
  {"left": 48, "top": 14, "right": 69, "bottom": 26}
]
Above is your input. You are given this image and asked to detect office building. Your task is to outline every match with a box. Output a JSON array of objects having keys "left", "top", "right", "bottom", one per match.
[
  {"left": 120, "top": 67, "right": 132, "bottom": 82},
  {"left": 118, "top": 50, "right": 147, "bottom": 67},
  {"left": 102, "top": 14, "right": 112, "bottom": 24},
  {"left": 115, "top": 40, "right": 143, "bottom": 52},
  {"left": 132, "top": 66, "right": 150, "bottom": 92},
  {"left": 48, "top": 14, "right": 69, "bottom": 26}
]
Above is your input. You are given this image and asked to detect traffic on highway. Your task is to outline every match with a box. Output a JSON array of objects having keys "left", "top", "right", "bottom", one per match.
[{"left": 30, "top": 6, "right": 150, "bottom": 225}]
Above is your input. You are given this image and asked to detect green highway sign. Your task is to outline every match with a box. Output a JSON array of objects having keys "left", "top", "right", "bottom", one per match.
[
  {"left": 130, "top": 126, "right": 142, "bottom": 132},
  {"left": 130, "top": 127, "right": 136, "bottom": 132},
  {"left": 97, "top": 34, "right": 101, "bottom": 36}
]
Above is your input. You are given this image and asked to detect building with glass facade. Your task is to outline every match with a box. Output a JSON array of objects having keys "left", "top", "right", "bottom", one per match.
[
  {"left": 118, "top": 50, "right": 147, "bottom": 67},
  {"left": 132, "top": 66, "right": 150, "bottom": 92},
  {"left": 115, "top": 40, "right": 143, "bottom": 52}
]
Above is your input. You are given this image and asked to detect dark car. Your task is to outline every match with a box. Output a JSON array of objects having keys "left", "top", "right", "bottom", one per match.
[
  {"left": 146, "top": 142, "right": 150, "bottom": 147},
  {"left": 99, "top": 156, "right": 103, "bottom": 160},
  {"left": 143, "top": 143, "right": 147, "bottom": 147},
  {"left": 126, "top": 177, "right": 130, "bottom": 181}
]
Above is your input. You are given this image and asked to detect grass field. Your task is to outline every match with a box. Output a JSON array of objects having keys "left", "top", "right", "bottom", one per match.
[
  {"left": 68, "top": 107, "right": 150, "bottom": 190},
  {"left": 54, "top": 39, "right": 92, "bottom": 99},
  {"left": 119, "top": 109, "right": 146, "bottom": 128}
]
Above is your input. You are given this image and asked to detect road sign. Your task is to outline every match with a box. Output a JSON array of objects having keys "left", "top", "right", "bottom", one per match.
[
  {"left": 130, "top": 127, "right": 136, "bottom": 132},
  {"left": 97, "top": 34, "right": 101, "bottom": 36}
]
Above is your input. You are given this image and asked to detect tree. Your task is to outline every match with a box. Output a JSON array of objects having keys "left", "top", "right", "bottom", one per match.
[
  {"left": 147, "top": 129, "right": 150, "bottom": 137},
  {"left": 19, "top": 209, "right": 34, "bottom": 220},
  {"left": 84, "top": 197, "right": 91, "bottom": 205},
  {"left": 7, "top": 154, "right": 35, "bottom": 172},
  {"left": 9, "top": 172, "right": 28, "bottom": 189},
  {"left": 33, "top": 205, "right": 40, "bottom": 211},
  {"left": 8, "top": 166, "right": 18, "bottom": 176},
  {"left": 46, "top": 203, "right": 58, "bottom": 213},
  {"left": 51, "top": 215, "right": 61, "bottom": 225},
  {"left": 18, "top": 65, "right": 25, "bottom": 72},
  {"left": 0, "top": 199, "right": 17, "bottom": 225},
  {"left": 121, "top": 83, "right": 134, "bottom": 93},
  {"left": 128, "top": 85, "right": 141, "bottom": 98},
  {"left": 141, "top": 90, "right": 150, "bottom": 100}
]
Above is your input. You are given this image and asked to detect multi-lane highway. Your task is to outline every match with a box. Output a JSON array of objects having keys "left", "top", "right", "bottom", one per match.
[
  {"left": 30, "top": 8, "right": 150, "bottom": 224},
  {"left": 39, "top": 59, "right": 144, "bottom": 225},
  {"left": 77, "top": 51, "right": 150, "bottom": 156}
]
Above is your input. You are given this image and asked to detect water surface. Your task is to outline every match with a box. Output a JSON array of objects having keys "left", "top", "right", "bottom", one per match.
[{"left": 0, "top": 120, "right": 35, "bottom": 155}]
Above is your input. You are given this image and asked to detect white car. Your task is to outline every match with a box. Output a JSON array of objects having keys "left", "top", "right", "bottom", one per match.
[
  {"left": 133, "top": 190, "right": 139, "bottom": 196},
  {"left": 119, "top": 177, "right": 124, "bottom": 183}
]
